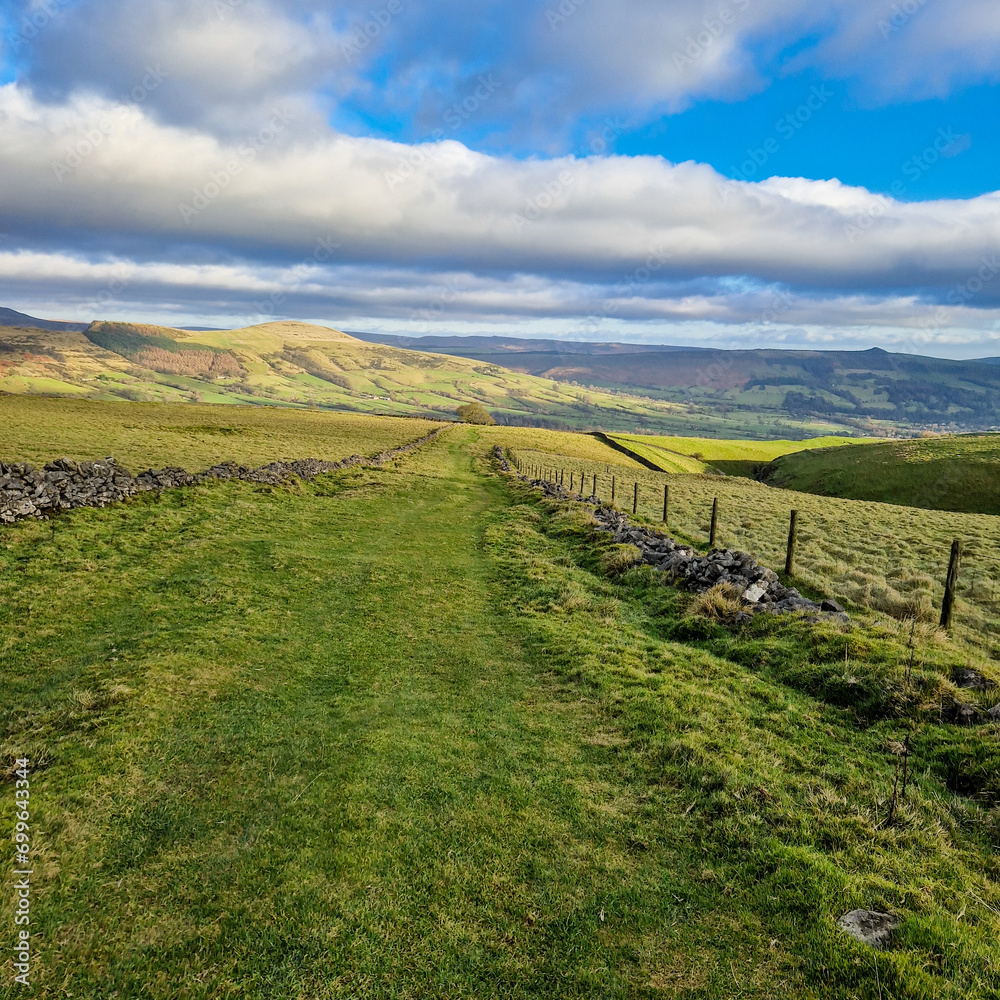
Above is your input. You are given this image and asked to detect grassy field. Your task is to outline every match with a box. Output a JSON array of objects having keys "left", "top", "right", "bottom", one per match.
[
  {"left": 765, "top": 434, "right": 1000, "bottom": 514},
  {"left": 513, "top": 445, "right": 1000, "bottom": 657},
  {"left": 608, "top": 433, "right": 871, "bottom": 477},
  {"left": 0, "top": 413, "right": 998, "bottom": 996},
  {"left": 0, "top": 396, "right": 440, "bottom": 470}
]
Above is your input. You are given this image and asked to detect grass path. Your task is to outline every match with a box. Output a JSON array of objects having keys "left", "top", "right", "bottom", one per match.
[
  {"left": 0, "top": 429, "right": 657, "bottom": 997},
  {"left": 2, "top": 428, "right": 997, "bottom": 997}
]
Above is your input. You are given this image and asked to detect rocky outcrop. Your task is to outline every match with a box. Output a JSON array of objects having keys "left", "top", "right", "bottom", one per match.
[
  {"left": 511, "top": 467, "right": 846, "bottom": 619},
  {"left": 0, "top": 428, "right": 442, "bottom": 524}
]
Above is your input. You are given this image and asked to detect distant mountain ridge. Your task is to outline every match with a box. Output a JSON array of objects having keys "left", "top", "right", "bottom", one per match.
[
  {"left": 351, "top": 333, "right": 1000, "bottom": 431},
  {"left": 4, "top": 306, "right": 1000, "bottom": 433},
  {"left": 0, "top": 307, "right": 87, "bottom": 333},
  {"left": 348, "top": 332, "right": 700, "bottom": 356}
]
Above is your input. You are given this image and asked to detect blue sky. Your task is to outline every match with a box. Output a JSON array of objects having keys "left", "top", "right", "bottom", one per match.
[{"left": 1, "top": 0, "right": 999, "bottom": 356}]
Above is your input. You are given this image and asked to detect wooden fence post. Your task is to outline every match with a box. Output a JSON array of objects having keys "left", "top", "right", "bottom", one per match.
[
  {"left": 593, "top": 473, "right": 598, "bottom": 497},
  {"left": 785, "top": 510, "right": 798, "bottom": 576},
  {"left": 633, "top": 482, "right": 638, "bottom": 515},
  {"left": 611, "top": 475, "right": 616, "bottom": 503},
  {"left": 569, "top": 472, "right": 574, "bottom": 491},
  {"left": 709, "top": 498, "right": 718, "bottom": 549},
  {"left": 662, "top": 484, "right": 669, "bottom": 526},
  {"left": 941, "top": 539, "right": 963, "bottom": 630}
]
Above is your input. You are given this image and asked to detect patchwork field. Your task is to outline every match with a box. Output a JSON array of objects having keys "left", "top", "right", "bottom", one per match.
[{"left": 0, "top": 399, "right": 997, "bottom": 998}]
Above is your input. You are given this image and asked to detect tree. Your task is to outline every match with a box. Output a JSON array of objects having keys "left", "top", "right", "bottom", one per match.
[{"left": 456, "top": 402, "right": 495, "bottom": 425}]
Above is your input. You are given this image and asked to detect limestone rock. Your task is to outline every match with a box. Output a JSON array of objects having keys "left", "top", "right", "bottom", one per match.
[
  {"left": 836, "top": 910, "right": 899, "bottom": 950},
  {"left": 953, "top": 668, "right": 996, "bottom": 691},
  {"left": 948, "top": 701, "right": 982, "bottom": 726}
]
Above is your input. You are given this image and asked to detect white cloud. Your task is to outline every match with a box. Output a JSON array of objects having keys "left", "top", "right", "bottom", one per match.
[
  {"left": 11, "top": 0, "right": 1000, "bottom": 147},
  {"left": 2, "top": 84, "right": 999, "bottom": 293}
]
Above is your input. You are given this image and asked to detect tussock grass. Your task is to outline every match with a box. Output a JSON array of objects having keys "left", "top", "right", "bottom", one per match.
[{"left": 688, "top": 582, "right": 746, "bottom": 623}]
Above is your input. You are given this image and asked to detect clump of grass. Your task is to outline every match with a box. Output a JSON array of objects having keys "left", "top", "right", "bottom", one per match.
[
  {"left": 600, "top": 543, "right": 643, "bottom": 576},
  {"left": 688, "top": 582, "right": 746, "bottom": 624}
]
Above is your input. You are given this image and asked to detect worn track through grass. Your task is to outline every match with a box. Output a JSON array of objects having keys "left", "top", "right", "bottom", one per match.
[{"left": 0, "top": 428, "right": 997, "bottom": 997}]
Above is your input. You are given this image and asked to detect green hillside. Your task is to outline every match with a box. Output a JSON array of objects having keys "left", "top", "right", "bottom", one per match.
[
  {"left": 608, "top": 432, "right": 869, "bottom": 476},
  {"left": 0, "top": 319, "right": 868, "bottom": 439},
  {"left": 764, "top": 434, "right": 1000, "bottom": 514},
  {"left": 0, "top": 318, "right": 748, "bottom": 437},
  {"left": 367, "top": 336, "right": 1000, "bottom": 435},
  {"left": 1, "top": 404, "right": 998, "bottom": 997}
]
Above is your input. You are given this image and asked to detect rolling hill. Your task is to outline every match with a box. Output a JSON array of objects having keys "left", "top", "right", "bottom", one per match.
[
  {"left": 762, "top": 433, "right": 1000, "bottom": 515},
  {"left": 0, "top": 306, "right": 87, "bottom": 333},
  {"left": 355, "top": 333, "right": 1000, "bottom": 435},
  {"left": 0, "top": 317, "right": 734, "bottom": 435}
]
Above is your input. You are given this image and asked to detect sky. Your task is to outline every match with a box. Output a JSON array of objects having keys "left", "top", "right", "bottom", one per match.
[{"left": 0, "top": 0, "right": 999, "bottom": 356}]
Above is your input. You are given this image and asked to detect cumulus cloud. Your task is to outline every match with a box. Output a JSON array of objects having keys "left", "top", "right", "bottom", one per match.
[
  {"left": 3, "top": 0, "right": 1000, "bottom": 352},
  {"left": 2, "top": 85, "right": 999, "bottom": 297},
  {"left": 3, "top": 114, "right": 1000, "bottom": 357},
  {"left": 7, "top": 0, "right": 1000, "bottom": 145},
  {"left": 6, "top": 0, "right": 345, "bottom": 134}
]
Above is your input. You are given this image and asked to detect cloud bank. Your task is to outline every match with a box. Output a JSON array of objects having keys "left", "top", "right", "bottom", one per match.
[{"left": 0, "top": 0, "right": 999, "bottom": 354}]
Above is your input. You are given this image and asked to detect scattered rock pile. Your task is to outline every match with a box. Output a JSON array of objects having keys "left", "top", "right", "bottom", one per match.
[
  {"left": 953, "top": 668, "right": 997, "bottom": 691},
  {"left": 594, "top": 507, "right": 845, "bottom": 618},
  {"left": 513, "top": 468, "right": 847, "bottom": 620},
  {"left": 491, "top": 446, "right": 512, "bottom": 472},
  {"left": 0, "top": 428, "right": 442, "bottom": 524}
]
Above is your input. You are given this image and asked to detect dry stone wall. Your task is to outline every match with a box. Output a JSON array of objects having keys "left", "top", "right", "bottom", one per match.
[
  {"left": 0, "top": 428, "right": 442, "bottom": 524},
  {"left": 495, "top": 446, "right": 847, "bottom": 621}
]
